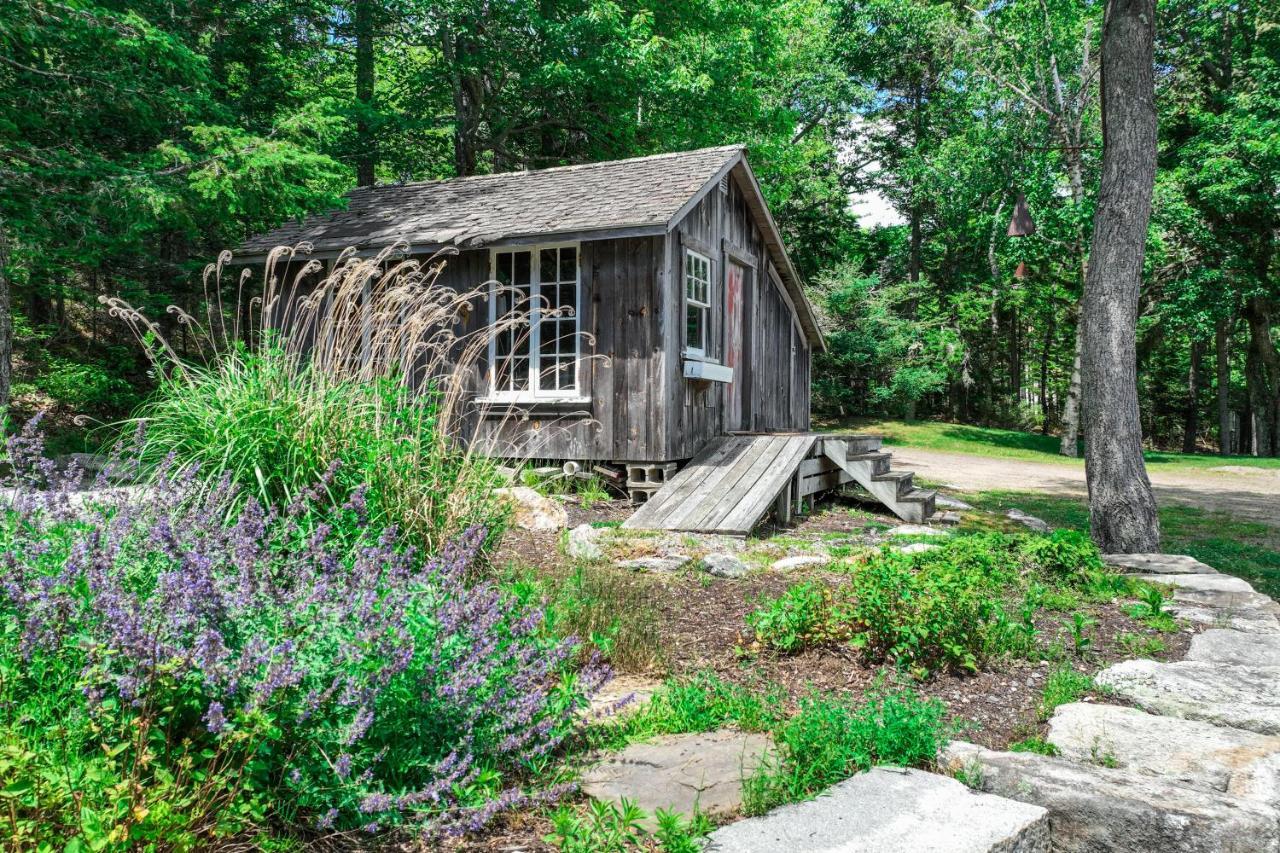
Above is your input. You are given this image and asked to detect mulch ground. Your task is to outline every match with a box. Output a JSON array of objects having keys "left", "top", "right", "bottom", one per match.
[{"left": 451, "top": 493, "right": 1195, "bottom": 851}]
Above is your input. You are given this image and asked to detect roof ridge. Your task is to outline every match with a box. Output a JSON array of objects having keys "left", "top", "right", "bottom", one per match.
[{"left": 354, "top": 145, "right": 746, "bottom": 193}]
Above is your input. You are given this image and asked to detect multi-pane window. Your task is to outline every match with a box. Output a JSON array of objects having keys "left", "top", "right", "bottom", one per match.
[
  {"left": 684, "top": 250, "right": 712, "bottom": 357},
  {"left": 490, "top": 244, "right": 579, "bottom": 397}
]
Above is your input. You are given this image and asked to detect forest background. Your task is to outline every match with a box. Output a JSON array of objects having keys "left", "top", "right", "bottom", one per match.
[{"left": 2, "top": 0, "right": 1277, "bottom": 456}]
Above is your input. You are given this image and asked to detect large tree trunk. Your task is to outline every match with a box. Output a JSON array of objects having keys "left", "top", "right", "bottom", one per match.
[
  {"left": 0, "top": 222, "right": 11, "bottom": 421},
  {"left": 1059, "top": 323, "right": 1083, "bottom": 456},
  {"left": 1217, "top": 316, "right": 1233, "bottom": 454},
  {"left": 354, "top": 0, "right": 376, "bottom": 187},
  {"left": 1244, "top": 297, "right": 1280, "bottom": 456},
  {"left": 1080, "top": 0, "right": 1160, "bottom": 553},
  {"left": 1182, "top": 339, "right": 1203, "bottom": 453}
]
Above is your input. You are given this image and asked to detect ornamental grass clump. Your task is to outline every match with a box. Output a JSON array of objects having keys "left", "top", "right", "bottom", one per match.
[
  {"left": 0, "top": 421, "right": 605, "bottom": 848},
  {"left": 103, "top": 243, "right": 529, "bottom": 555}
]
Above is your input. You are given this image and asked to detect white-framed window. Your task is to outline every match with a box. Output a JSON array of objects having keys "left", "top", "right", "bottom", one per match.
[
  {"left": 488, "top": 243, "right": 581, "bottom": 399},
  {"left": 684, "top": 250, "right": 712, "bottom": 358}
]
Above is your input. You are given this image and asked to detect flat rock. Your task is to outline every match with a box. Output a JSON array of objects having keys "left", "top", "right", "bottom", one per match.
[
  {"left": 1188, "top": 629, "right": 1280, "bottom": 667},
  {"left": 771, "top": 555, "right": 827, "bottom": 571},
  {"left": 587, "top": 675, "right": 662, "bottom": 719},
  {"left": 887, "top": 524, "right": 952, "bottom": 538},
  {"left": 1005, "top": 509, "right": 1051, "bottom": 533},
  {"left": 1047, "top": 702, "right": 1280, "bottom": 803},
  {"left": 1134, "top": 573, "right": 1280, "bottom": 633},
  {"left": 492, "top": 486, "right": 568, "bottom": 531},
  {"left": 934, "top": 511, "right": 963, "bottom": 525},
  {"left": 704, "top": 767, "right": 1049, "bottom": 853},
  {"left": 943, "top": 741, "right": 1280, "bottom": 852},
  {"left": 581, "top": 730, "right": 773, "bottom": 826},
  {"left": 703, "top": 552, "right": 749, "bottom": 578},
  {"left": 1103, "top": 553, "right": 1218, "bottom": 575},
  {"left": 896, "top": 542, "right": 940, "bottom": 555},
  {"left": 566, "top": 523, "right": 607, "bottom": 560},
  {"left": 616, "top": 555, "right": 690, "bottom": 573},
  {"left": 1096, "top": 659, "right": 1280, "bottom": 735},
  {"left": 935, "top": 494, "right": 974, "bottom": 510}
]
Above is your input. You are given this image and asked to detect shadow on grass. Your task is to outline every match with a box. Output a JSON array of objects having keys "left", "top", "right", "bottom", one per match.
[{"left": 937, "top": 425, "right": 1072, "bottom": 456}]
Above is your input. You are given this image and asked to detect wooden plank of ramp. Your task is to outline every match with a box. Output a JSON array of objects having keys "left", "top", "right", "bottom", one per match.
[{"left": 623, "top": 434, "right": 818, "bottom": 535}]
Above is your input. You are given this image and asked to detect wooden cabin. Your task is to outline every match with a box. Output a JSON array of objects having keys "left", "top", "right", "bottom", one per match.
[{"left": 242, "top": 147, "right": 934, "bottom": 529}]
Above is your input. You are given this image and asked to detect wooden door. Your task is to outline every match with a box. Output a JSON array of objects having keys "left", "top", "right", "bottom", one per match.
[{"left": 725, "top": 260, "right": 749, "bottom": 431}]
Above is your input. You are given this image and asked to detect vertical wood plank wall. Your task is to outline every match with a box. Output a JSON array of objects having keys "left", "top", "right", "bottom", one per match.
[{"left": 664, "top": 170, "right": 812, "bottom": 460}]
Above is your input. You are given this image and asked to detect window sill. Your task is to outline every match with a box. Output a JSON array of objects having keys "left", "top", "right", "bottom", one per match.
[
  {"left": 474, "top": 396, "right": 593, "bottom": 419},
  {"left": 683, "top": 359, "right": 733, "bottom": 383}
]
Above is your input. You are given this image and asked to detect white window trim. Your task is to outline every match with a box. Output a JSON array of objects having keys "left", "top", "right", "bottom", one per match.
[
  {"left": 684, "top": 249, "right": 713, "bottom": 359},
  {"left": 486, "top": 242, "right": 582, "bottom": 401}
]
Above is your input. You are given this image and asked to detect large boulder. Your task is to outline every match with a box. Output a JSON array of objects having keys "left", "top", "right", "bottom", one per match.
[
  {"left": 1096, "top": 659, "right": 1280, "bottom": 735},
  {"left": 492, "top": 486, "right": 568, "bottom": 531},
  {"left": 581, "top": 730, "right": 773, "bottom": 827},
  {"left": 705, "top": 767, "right": 1049, "bottom": 853},
  {"left": 1188, "top": 629, "right": 1280, "bottom": 668},
  {"left": 887, "top": 524, "right": 952, "bottom": 538},
  {"left": 1047, "top": 702, "right": 1280, "bottom": 803},
  {"left": 943, "top": 741, "right": 1280, "bottom": 853}
]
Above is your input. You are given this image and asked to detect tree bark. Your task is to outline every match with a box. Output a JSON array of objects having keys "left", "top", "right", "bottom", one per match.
[
  {"left": 354, "top": 0, "right": 376, "bottom": 187},
  {"left": 0, "top": 221, "right": 11, "bottom": 422},
  {"left": 1182, "top": 339, "right": 1203, "bottom": 454},
  {"left": 1244, "top": 297, "right": 1280, "bottom": 456},
  {"left": 1216, "top": 316, "right": 1232, "bottom": 454},
  {"left": 1080, "top": 0, "right": 1160, "bottom": 553},
  {"left": 1059, "top": 322, "right": 1083, "bottom": 456}
]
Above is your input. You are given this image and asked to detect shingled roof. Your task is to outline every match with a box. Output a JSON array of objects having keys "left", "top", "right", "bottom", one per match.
[
  {"left": 239, "top": 145, "right": 822, "bottom": 347},
  {"left": 240, "top": 146, "right": 744, "bottom": 256}
]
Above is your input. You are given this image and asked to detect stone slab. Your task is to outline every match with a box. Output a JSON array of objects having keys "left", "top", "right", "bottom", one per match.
[
  {"left": 1103, "top": 553, "right": 1219, "bottom": 575},
  {"left": 616, "top": 555, "right": 690, "bottom": 573},
  {"left": 1133, "top": 572, "right": 1280, "bottom": 634},
  {"left": 887, "top": 524, "right": 952, "bottom": 538},
  {"left": 771, "top": 555, "right": 827, "bottom": 572},
  {"left": 703, "top": 552, "right": 749, "bottom": 578},
  {"left": 1188, "top": 629, "right": 1280, "bottom": 668},
  {"left": 1047, "top": 702, "right": 1280, "bottom": 803},
  {"left": 705, "top": 767, "right": 1049, "bottom": 853},
  {"left": 1096, "top": 659, "right": 1280, "bottom": 735},
  {"left": 1005, "top": 509, "right": 1051, "bottom": 533},
  {"left": 581, "top": 730, "right": 773, "bottom": 825},
  {"left": 944, "top": 741, "right": 1280, "bottom": 853},
  {"left": 897, "top": 542, "right": 940, "bottom": 555}
]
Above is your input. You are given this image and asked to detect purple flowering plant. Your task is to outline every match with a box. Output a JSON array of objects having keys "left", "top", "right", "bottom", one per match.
[{"left": 0, "top": 416, "right": 607, "bottom": 847}]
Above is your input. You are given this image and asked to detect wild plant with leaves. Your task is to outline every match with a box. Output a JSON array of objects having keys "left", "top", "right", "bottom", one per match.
[{"left": 0, "top": 420, "right": 605, "bottom": 847}]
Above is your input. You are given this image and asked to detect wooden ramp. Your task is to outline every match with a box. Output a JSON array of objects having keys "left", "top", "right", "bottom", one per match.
[{"left": 623, "top": 433, "right": 936, "bottom": 535}]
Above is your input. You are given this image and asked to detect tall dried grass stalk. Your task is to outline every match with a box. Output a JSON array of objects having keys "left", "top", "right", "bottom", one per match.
[{"left": 102, "top": 241, "right": 598, "bottom": 551}]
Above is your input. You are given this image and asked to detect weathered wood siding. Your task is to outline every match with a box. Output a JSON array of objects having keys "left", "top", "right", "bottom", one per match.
[{"left": 663, "top": 169, "right": 811, "bottom": 460}]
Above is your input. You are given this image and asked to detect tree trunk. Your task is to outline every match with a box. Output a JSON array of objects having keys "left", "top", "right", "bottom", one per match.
[
  {"left": 1080, "top": 0, "right": 1160, "bottom": 553},
  {"left": 1244, "top": 297, "right": 1280, "bottom": 456},
  {"left": 1040, "top": 310, "right": 1055, "bottom": 433},
  {"left": 1182, "top": 339, "right": 1203, "bottom": 453},
  {"left": 1216, "top": 316, "right": 1232, "bottom": 454},
  {"left": 0, "top": 222, "right": 11, "bottom": 421},
  {"left": 1059, "top": 322, "right": 1083, "bottom": 456},
  {"left": 354, "top": 0, "right": 376, "bottom": 187}
]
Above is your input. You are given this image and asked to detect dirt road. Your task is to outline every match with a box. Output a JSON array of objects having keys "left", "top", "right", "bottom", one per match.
[{"left": 890, "top": 447, "right": 1280, "bottom": 529}]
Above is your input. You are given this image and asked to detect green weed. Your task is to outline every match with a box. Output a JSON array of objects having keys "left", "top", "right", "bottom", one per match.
[{"left": 1038, "top": 665, "right": 1094, "bottom": 719}]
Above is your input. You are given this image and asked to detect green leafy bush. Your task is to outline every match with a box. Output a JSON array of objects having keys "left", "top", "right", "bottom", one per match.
[
  {"left": 743, "top": 686, "right": 949, "bottom": 814},
  {"left": 746, "top": 582, "right": 845, "bottom": 653},
  {"left": 545, "top": 799, "right": 711, "bottom": 853}
]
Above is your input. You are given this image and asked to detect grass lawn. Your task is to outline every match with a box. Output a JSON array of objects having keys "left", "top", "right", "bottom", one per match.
[
  {"left": 817, "top": 417, "right": 1280, "bottom": 471},
  {"left": 958, "top": 488, "right": 1280, "bottom": 601}
]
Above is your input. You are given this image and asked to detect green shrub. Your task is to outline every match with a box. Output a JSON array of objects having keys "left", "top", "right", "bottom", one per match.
[
  {"left": 743, "top": 686, "right": 949, "bottom": 814},
  {"left": 746, "top": 582, "right": 845, "bottom": 653},
  {"left": 1018, "top": 530, "right": 1103, "bottom": 579},
  {"left": 131, "top": 348, "right": 506, "bottom": 554}
]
